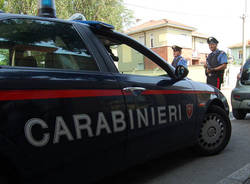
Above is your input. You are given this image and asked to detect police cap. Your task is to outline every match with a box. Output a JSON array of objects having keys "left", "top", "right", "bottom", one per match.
[
  {"left": 172, "top": 45, "right": 182, "bottom": 52},
  {"left": 207, "top": 37, "right": 219, "bottom": 44}
]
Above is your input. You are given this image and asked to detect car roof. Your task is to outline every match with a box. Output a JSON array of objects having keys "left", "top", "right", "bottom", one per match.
[
  {"left": 0, "top": 12, "right": 90, "bottom": 27},
  {"left": 0, "top": 13, "right": 118, "bottom": 35}
]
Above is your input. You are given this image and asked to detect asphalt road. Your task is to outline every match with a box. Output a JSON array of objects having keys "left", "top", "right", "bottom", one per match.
[{"left": 98, "top": 115, "right": 250, "bottom": 184}]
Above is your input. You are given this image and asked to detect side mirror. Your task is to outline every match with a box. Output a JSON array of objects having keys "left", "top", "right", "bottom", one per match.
[{"left": 175, "top": 65, "right": 189, "bottom": 80}]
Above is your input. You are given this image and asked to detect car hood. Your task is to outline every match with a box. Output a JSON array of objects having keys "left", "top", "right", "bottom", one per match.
[
  {"left": 188, "top": 80, "right": 229, "bottom": 114},
  {"left": 187, "top": 80, "right": 218, "bottom": 93}
]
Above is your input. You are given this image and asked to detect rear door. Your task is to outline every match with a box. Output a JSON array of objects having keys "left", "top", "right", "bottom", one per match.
[{"left": 0, "top": 18, "right": 126, "bottom": 182}]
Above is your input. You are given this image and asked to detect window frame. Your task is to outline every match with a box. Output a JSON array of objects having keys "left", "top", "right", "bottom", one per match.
[
  {"left": 138, "top": 36, "right": 145, "bottom": 46},
  {"left": 0, "top": 16, "right": 107, "bottom": 73},
  {"left": 239, "top": 50, "right": 243, "bottom": 59},
  {"left": 150, "top": 34, "right": 154, "bottom": 48},
  {"left": 92, "top": 29, "right": 176, "bottom": 79}
]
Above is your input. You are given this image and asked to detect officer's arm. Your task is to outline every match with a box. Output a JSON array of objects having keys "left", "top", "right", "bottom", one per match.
[
  {"left": 213, "top": 63, "right": 227, "bottom": 71},
  {"left": 212, "top": 52, "right": 227, "bottom": 71},
  {"left": 177, "top": 58, "right": 188, "bottom": 68}
]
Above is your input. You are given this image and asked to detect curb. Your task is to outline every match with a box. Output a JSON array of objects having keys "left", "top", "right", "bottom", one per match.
[{"left": 217, "top": 163, "right": 250, "bottom": 184}]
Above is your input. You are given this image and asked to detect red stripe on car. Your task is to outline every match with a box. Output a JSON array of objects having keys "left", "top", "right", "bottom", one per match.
[{"left": 0, "top": 89, "right": 216, "bottom": 101}]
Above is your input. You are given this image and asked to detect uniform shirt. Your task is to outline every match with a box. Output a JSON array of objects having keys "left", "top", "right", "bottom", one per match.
[
  {"left": 207, "top": 49, "right": 227, "bottom": 68},
  {"left": 173, "top": 55, "right": 188, "bottom": 68}
]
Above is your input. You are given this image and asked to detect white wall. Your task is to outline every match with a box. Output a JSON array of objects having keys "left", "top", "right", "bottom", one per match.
[
  {"left": 194, "top": 37, "right": 210, "bottom": 54},
  {"left": 167, "top": 27, "right": 192, "bottom": 48}
]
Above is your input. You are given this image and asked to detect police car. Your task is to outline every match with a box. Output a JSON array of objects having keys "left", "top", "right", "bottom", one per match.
[{"left": 0, "top": 0, "right": 231, "bottom": 183}]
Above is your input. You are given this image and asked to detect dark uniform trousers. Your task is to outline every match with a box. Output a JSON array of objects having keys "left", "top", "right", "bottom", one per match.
[{"left": 207, "top": 73, "right": 223, "bottom": 90}]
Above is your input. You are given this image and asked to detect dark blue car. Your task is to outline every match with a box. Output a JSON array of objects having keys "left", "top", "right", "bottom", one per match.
[{"left": 0, "top": 9, "right": 231, "bottom": 184}]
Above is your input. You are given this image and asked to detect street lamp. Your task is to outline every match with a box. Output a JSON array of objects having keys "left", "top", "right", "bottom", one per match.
[{"left": 241, "top": 0, "right": 247, "bottom": 65}]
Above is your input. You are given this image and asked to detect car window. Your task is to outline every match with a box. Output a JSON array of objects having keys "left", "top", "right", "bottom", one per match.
[
  {"left": 241, "top": 60, "right": 250, "bottom": 84},
  {"left": 0, "top": 48, "right": 9, "bottom": 65},
  {"left": 0, "top": 19, "right": 99, "bottom": 71},
  {"left": 96, "top": 34, "right": 167, "bottom": 76}
]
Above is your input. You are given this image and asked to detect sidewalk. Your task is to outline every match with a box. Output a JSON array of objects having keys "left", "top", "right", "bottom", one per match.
[
  {"left": 221, "top": 87, "right": 233, "bottom": 111},
  {"left": 217, "top": 164, "right": 250, "bottom": 184},
  {"left": 220, "top": 64, "right": 240, "bottom": 113}
]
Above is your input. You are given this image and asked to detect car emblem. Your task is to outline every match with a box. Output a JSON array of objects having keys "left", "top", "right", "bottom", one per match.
[{"left": 186, "top": 104, "right": 193, "bottom": 119}]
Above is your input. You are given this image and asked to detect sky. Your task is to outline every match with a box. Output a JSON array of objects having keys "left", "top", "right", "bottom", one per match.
[{"left": 124, "top": 0, "right": 249, "bottom": 51}]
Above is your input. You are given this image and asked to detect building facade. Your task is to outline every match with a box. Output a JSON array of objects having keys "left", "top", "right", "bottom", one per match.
[
  {"left": 125, "top": 19, "right": 209, "bottom": 66},
  {"left": 192, "top": 32, "right": 210, "bottom": 65},
  {"left": 229, "top": 40, "right": 250, "bottom": 64}
]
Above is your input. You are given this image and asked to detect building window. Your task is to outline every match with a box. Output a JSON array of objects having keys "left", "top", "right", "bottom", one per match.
[
  {"left": 138, "top": 36, "right": 145, "bottom": 45},
  {"left": 150, "top": 34, "right": 154, "bottom": 48},
  {"left": 239, "top": 50, "right": 243, "bottom": 59}
]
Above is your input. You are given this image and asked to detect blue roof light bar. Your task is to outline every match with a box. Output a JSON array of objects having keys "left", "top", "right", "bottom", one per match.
[{"left": 38, "top": 0, "right": 56, "bottom": 18}]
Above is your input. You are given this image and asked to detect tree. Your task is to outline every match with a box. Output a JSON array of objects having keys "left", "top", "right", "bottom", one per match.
[
  {"left": 3, "top": 0, "right": 133, "bottom": 31},
  {"left": 0, "top": 0, "right": 5, "bottom": 11},
  {"left": 5, "top": 0, "right": 38, "bottom": 15},
  {"left": 57, "top": 0, "right": 134, "bottom": 31},
  {"left": 0, "top": 49, "right": 9, "bottom": 65}
]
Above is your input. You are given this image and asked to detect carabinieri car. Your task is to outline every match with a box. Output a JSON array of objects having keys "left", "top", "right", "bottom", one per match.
[{"left": 0, "top": 2, "right": 231, "bottom": 184}]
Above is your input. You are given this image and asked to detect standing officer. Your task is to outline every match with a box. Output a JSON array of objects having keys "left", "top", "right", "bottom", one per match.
[
  {"left": 204, "top": 37, "right": 227, "bottom": 89},
  {"left": 171, "top": 45, "right": 188, "bottom": 68}
]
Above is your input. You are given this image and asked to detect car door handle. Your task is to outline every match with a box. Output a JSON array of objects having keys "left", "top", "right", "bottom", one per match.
[{"left": 122, "top": 87, "right": 146, "bottom": 96}]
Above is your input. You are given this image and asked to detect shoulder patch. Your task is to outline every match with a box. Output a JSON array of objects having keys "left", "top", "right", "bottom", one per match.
[{"left": 219, "top": 50, "right": 226, "bottom": 55}]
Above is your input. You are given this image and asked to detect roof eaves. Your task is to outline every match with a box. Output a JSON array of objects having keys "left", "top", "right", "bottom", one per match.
[
  {"left": 229, "top": 45, "right": 250, "bottom": 49},
  {"left": 192, "top": 34, "right": 208, "bottom": 39},
  {"left": 126, "top": 23, "right": 168, "bottom": 35},
  {"left": 228, "top": 46, "right": 240, "bottom": 49},
  {"left": 127, "top": 23, "right": 195, "bottom": 35},
  {"left": 167, "top": 23, "right": 196, "bottom": 31}
]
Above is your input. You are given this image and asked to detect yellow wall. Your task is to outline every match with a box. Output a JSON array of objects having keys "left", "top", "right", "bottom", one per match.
[
  {"left": 129, "top": 27, "right": 168, "bottom": 48},
  {"left": 145, "top": 27, "right": 168, "bottom": 48},
  {"left": 129, "top": 32, "right": 145, "bottom": 45},
  {"left": 129, "top": 26, "right": 193, "bottom": 49}
]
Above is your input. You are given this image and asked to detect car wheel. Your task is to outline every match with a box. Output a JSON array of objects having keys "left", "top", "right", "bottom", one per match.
[
  {"left": 232, "top": 109, "right": 247, "bottom": 120},
  {"left": 194, "top": 105, "right": 231, "bottom": 156}
]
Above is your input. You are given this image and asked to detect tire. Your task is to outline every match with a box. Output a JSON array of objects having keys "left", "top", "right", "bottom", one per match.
[
  {"left": 194, "top": 105, "right": 232, "bottom": 156},
  {"left": 232, "top": 109, "right": 247, "bottom": 120}
]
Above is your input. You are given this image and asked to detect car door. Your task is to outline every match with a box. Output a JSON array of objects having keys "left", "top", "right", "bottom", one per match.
[
  {"left": 92, "top": 30, "right": 198, "bottom": 165},
  {"left": 0, "top": 17, "right": 127, "bottom": 183}
]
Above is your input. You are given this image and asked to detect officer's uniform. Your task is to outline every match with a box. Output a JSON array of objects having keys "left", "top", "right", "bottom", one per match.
[
  {"left": 171, "top": 45, "right": 187, "bottom": 68},
  {"left": 206, "top": 37, "right": 227, "bottom": 89}
]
